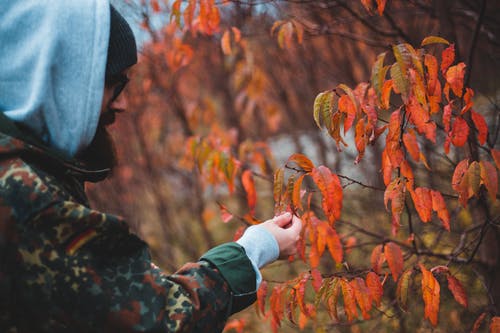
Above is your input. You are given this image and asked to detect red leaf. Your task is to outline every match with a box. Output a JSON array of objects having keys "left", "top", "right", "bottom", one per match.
[
  {"left": 425, "top": 54, "right": 439, "bottom": 96},
  {"left": 452, "top": 159, "right": 470, "bottom": 207},
  {"left": 311, "top": 166, "right": 343, "bottom": 224},
  {"left": 492, "top": 149, "right": 500, "bottom": 170},
  {"left": 355, "top": 118, "right": 367, "bottom": 163},
  {"left": 443, "top": 102, "right": 453, "bottom": 133},
  {"left": 242, "top": 170, "right": 257, "bottom": 215},
  {"left": 403, "top": 130, "right": 420, "bottom": 162},
  {"left": 446, "top": 275, "right": 468, "bottom": 308},
  {"left": 446, "top": 63, "right": 466, "bottom": 97},
  {"left": 420, "top": 264, "right": 440, "bottom": 327},
  {"left": 351, "top": 277, "right": 372, "bottom": 319},
  {"left": 472, "top": 313, "right": 487, "bottom": 333},
  {"left": 381, "top": 149, "right": 394, "bottom": 186},
  {"left": 257, "top": 280, "right": 268, "bottom": 316},
  {"left": 311, "top": 268, "right": 323, "bottom": 292},
  {"left": 371, "top": 244, "right": 385, "bottom": 274},
  {"left": 480, "top": 160, "right": 498, "bottom": 201},
  {"left": 287, "top": 153, "right": 315, "bottom": 173},
  {"left": 366, "top": 272, "right": 383, "bottom": 306},
  {"left": 491, "top": 317, "right": 500, "bottom": 333},
  {"left": 410, "top": 187, "right": 432, "bottom": 223},
  {"left": 376, "top": 0, "right": 387, "bottom": 15},
  {"left": 461, "top": 87, "right": 474, "bottom": 114},
  {"left": 292, "top": 174, "right": 305, "bottom": 211},
  {"left": 322, "top": 223, "right": 343, "bottom": 264},
  {"left": 431, "top": 190, "right": 450, "bottom": 231},
  {"left": 338, "top": 95, "right": 357, "bottom": 134},
  {"left": 441, "top": 44, "right": 455, "bottom": 74},
  {"left": 385, "top": 242, "right": 404, "bottom": 281},
  {"left": 450, "top": 117, "right": 469, "bottom": 147},
  {"left": 396, "top": 268, "right": 413, "bottom": 311},
  {"left": 471, "top": 110, "right": 488, "bottom": 145},
  {"left": 384, "top": 178, "right": 406, "bottom": 235},
  {"left": 340, "top": 279, "right": 358, "bottom": 322}
]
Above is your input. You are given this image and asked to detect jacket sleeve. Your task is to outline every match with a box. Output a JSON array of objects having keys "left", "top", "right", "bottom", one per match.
[{"left": 17, "top": 200, "right": 257, "bottom": 332}]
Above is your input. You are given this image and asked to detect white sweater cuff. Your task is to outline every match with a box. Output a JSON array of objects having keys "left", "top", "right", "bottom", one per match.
[{"left": 236, "top": 225, "right": 280, "bottom": 287}]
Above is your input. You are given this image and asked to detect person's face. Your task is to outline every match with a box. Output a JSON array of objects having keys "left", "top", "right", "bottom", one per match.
[
  {"left": 99, "top": 69, "right": 130, "bottom": 126},
  {"left": 77, "top": 69, "right": 131, "bottom": 172}
]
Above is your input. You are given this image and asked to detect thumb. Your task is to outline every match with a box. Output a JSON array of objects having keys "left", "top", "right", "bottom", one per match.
[
  {"left": 273, "top": 212, "right": 292, "bottom": 227},
  {"left": 287, "top": 215, "right": 302, "bottom": 234}
]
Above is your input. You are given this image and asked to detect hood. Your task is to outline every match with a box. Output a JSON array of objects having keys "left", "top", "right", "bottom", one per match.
[{"left": 0, "top": 1, "right": 110, "bottom": 158}]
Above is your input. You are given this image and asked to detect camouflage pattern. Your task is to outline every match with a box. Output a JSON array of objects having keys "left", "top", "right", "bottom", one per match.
[{"left": 0, "top": 124, "right": 256, "bottom": 332}]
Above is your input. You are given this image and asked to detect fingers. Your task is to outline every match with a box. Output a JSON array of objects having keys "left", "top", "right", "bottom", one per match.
[
  {"left": 288, "top": 215, "right": 302, "bottom": 234},
  {"left": 272, "top": 212, "right": 292, "bottom": 227}
]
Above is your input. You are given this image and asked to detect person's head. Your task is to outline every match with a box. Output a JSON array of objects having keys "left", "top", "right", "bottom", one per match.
[{"left": 78, "top": 5, "right": 137, "bottom": 172}]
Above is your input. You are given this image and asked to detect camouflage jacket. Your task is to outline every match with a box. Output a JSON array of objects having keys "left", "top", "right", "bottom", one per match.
[{"left": 0, "top": 113, "right": 257, "bottom": 332}]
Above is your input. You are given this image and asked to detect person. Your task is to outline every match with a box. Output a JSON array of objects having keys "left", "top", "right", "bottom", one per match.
[{"left": 0, "top": 2, "right": 302, "bottom": 332}]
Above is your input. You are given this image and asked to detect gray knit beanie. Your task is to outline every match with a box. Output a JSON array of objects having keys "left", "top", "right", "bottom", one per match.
[{"left": 105, "top": 5, "right": 137, "bottom": 79}]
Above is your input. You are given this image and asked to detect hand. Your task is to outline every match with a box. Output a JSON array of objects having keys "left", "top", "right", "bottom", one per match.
[{"left": 260, "top": 212, "right": 302, "bottom": 259}]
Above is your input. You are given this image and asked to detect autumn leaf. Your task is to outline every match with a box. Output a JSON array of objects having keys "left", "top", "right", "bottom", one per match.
[
  {"left": 452, "top": 159, "right": 470, "bottom": 207},
  {"left": 446, "top": 63, "right": 466, "bottom": 97},
  {"left": 410, "top": 187, "right": 432, "bottom": 223},
  {"left": 472, "top": 313, "right": 487, "bottom": 333},
  {"left": 218, "top": 202, "right": 233, "bottom": 223},
  {"left": 396, "top": 269, "right": 413, "bottom": 311},
  {"left": 446, "top": 275, "right": 468, "bottom": 308},
  {"left": 221, "top": 30, "right": 232, "bottom": 55},
  {"left": 391, "top": 62, "right": 409, "bottom": 100},
  {"left": 376, "top": 0, "right": 387, "bottom": 15},
  {"left": 450, "top": 116, "right": 469, "bottom": 147},
  {"left": 338, "top": 95, "right": 357, "bottom": 134},
  {"left": 223, "top": 319, "right": 245, "bottom": 333},
  {"left": 313, "top": 91, "right": 335, "bottom": 130},
  {"left": 371, "top": 52, "right": 388, "bottom": 99},
  {"left": 355, "top": 118, "right": 367, "bottom": 163},
  {"left": 257, "top": 280, "right": 268, "bottom": 316},
  {"left": 461, "top": 87, "right": 474, "bottom": 114},
  {"left": 431, "top": 190, "right": 450, "bottom": 231},
  {"left": 287, "top": 153, "right": 315, "bottom": 173},
  {"left": 403, "top": 130, "right": 420, "bottom": 162},
  {"left": 381, "top": 79, "right": 393, "bottom": 110},
  {"left": 292, "top": 174, "right": 305, "bottom": 211},
  {"left": 371, "top": 244, "right": 385, "bottom": 274},
  {"left": 311, "top": 268, "right": 323, "bottom": 292},
  {"left": 311, "top": 166, "right": 343, "bottom": 224},
  {"left": 491, "top": 317, "right": 500, "bottom": 333},
  {"left": 441, "top": 44, "right": 455, "bottom": 74},
  {"left": 384, "top": 177, "right": 406, "bottom": 235},
  {"left": 273, "top": 167, "right": 284, "bottom": 209},
  {"left": 341, "top": 279, "right": 358, "bottom": 322},
  {"left": 320, "top": 222, "right": 343, "bottom": 264},
  {"left": 385, "top": 242, "right": 404, "bottom": 281},
  {"left": 471, "top": 110, "right": 488, "bottom": 145},
  {"left": 351, "top": 277, "right": 372, "bottom": 319},
  {"left": 420, "top": 264, "right": 440, "bottom": 327},
  {"left": 467, "top": 161, "right": 481, "bottom": 198},
  {"left": 480, "top": 160, "right": 498, "bottom": 201},
  {"left": 492, "top": 149, "right": 500, "bottom": 170},
  {"left": 421, "top": 36, "right": 450, "bottom": 46},
  {"left": 366, "top": 272, "right": 383, "bottom": 306},
  {"left": 242, "top": 170, "right": 257, "bottom": 215}
]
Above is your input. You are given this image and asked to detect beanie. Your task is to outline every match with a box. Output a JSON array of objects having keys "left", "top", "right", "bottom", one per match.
[{"left": 105, "top": 5, "right": 137, "bottom": 79}]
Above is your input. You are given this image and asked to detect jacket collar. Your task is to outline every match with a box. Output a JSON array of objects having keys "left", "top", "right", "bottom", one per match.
[{"left": 0, "top": 112, "right": 110, "bottom": 183}]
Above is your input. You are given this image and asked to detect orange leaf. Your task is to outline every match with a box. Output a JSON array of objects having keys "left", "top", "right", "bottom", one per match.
[
  {"left": 450, "top": 116, "right": 470, "bottom": 147},
  {"left": 321, "top": 222, "right": 343, "bottom": 264},
  {"left": 370, "top": 244, "right": 385, "bottom": 274},
  {"left": 257, "top": 280, "right": 268, "bottom": 316},
  {"left": 472, "top": 313, "right": 487, "bottom": 333},
  {"left": 338, "top": 95, "right": 357, "bottom": 134},
  {"left": 381, "top": 149, "right": 393, "bottom": 186},
  {"left": 420, "top": 264, "right": 440, "bottom": 327},
  {"left": 441, "top": 44, "right": 455, "bottom": 74},
  {"left": 471, "top": 110, "right": 488, "bottom": 145},
  {"left": 384, "top": 177, "right": 406, "bottom": 235},
  {"left": 480, "top": 160, "right": 498, "bottom": 201},
  {"left": 492, "top": 149, "right": 500, "bottom": 170},
  {"left": 403, "top": 130, "right": 420, "bottom": 162},
  {"left": 443, "top": 102, "right": 453, "bottom": 133},
  {"left": 218, "top": 203, "right": 233, "bottom": 223},
  {"left": 461, "top": 87, "right": 474, "bottom": 114},
  {"left": 355, "top": 118, "right": 367, "bottom": 163},
  {"left": 311, "top": 268, "right": 323, "bottom": 292},
  {"left": 491, "top": 317, "right": 500, "bottom": 333},
  {"left": 385, "top": 242, "right": 404, "bottom": 281},
  {"left": 452, "top": 159, "right": 469, "bottom": 206},
  {"left": 411, "top": 187, "right": 432, "bottom": 223},
  {"left": 311, "top": 166, "right": 343, "bottom": 224},
  {"left": 242, "top": 170, "right": 257, "bottom": 215},
  {"left": 381, "top": 79, "right": 393, "bottom": 110},
  {"left": 287, "top": 153, "right": 315, "bottom": 173},
  {"left": 340, "top": 279, "right": 358, "bottom": 322},
  {"left": 446, "top": 275, "right": 468, "bottom": 308},
  {"left": 221, "top": 30, "right": 232, "bottom": 55},
  {"left": 376, "top": 0, "right": 387, "bottom": 15},
  {"left": 400, "top": 160, "right": 415, "bottom": 190},
  {"left": 396, "top": 268, "right": 413, "bottom": 311},
  {"left": 446, "top": 63, "right": 466, "bottom": 97},
  {"left": 292, "top": 174, "right": 305, "bottom": 211},
  {"left": 223, "top": 319, "right": 245, "bottom": 333},
  {"left": 366, "top": 272, "right": 383, "bottom": 306},
  {"left": 269, "top": 285, "right": 285, "bottom": 326},
  {"left": 431, "top": 190, "right": 450, "bottom": 231},
  {"left": 351, "top": 278, "right": 372, "bottom": 319},
  {"left": 467, "top": 161, "right": 481, "bottom": 198}
]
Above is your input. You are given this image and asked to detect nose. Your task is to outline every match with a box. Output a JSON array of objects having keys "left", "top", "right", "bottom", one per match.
[{"left": 109, "top": 92, "right": 128, "bottom": 112}]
